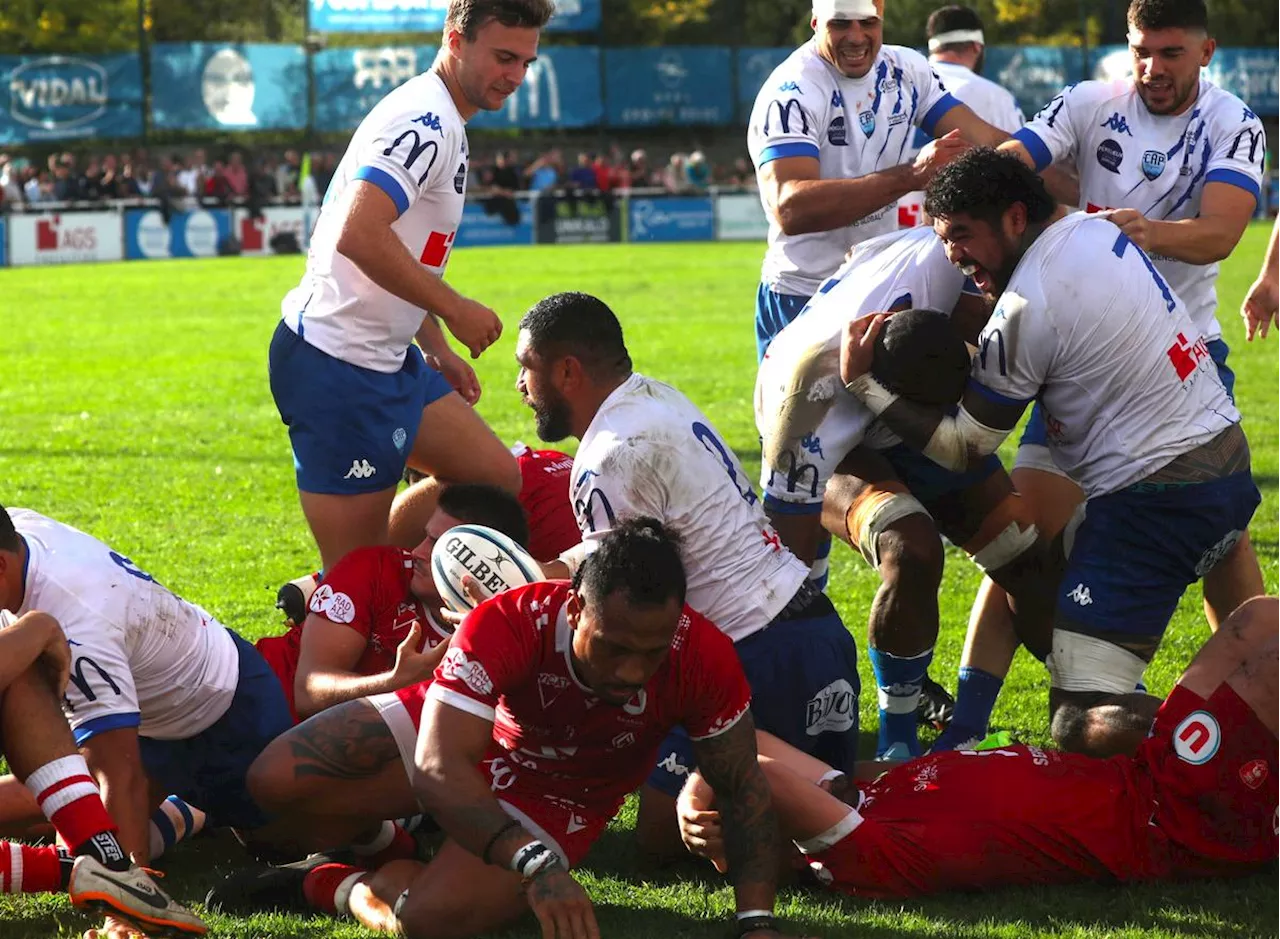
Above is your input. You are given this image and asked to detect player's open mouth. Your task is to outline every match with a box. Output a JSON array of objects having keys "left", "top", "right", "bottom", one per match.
[{"left": 840, "top": 45, "right": 870, "bottom": 67}]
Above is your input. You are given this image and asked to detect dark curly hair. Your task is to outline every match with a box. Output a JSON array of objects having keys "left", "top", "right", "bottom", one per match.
[
  {"left": 924, "top": 148, "right": 1056, "bottom": 228},
  {"left": 1128, "top": 0, "right": 1208, "bottom": 33},
  {"left": 574, "top": 517, "right": 686, "bottom": 610}
]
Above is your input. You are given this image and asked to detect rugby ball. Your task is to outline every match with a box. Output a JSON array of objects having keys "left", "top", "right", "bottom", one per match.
[{"left": 431, "top": 524, "right": 544, "bottom": 613}]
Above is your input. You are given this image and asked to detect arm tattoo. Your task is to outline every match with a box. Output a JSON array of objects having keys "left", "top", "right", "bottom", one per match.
[
  {"left": 691, "top": 713, "right": 780, "bottom": 910},
  {"left": 288, "top": 700, "right": 403, "bottom": 781}
]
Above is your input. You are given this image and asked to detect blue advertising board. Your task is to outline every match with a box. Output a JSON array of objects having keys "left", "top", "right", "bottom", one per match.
[
  {"left": 454, "top": 199, "right": 534, "bottom": 248},
  {"left": 470, "top": 46, "right": 601, "bottom": 130},
  {"left": 150, "top": 43, "right": 307, "bottom": 131},
  {"left": 309, "top": 0, "right": 600, "bottom": 33},
  {"left": 1090, "top": 44, "right": 1277, "bottom": 116},
  {"left": 605, "top": 47, "right": 733, "bottom": 126},
  {"left": 985, "top": 45, "right": 1087, "bottom": 117},
  {"left": 627, "top": 196, "right": 715, "bottom": 243},
  {"left": 736, "top": 47, "right": 791, "bottom": 121},
  {"left": 0, "top": 53, "right": 142, "bottom": 144},
  {"left": 313, "top": 45, "right": 437, "bottom": 132},
  {"left": 124, "top": 208, "right": 234, "bottom": 260}
]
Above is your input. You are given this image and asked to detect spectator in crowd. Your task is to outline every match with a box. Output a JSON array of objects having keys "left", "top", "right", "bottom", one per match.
[
  {"left": 484, "top": 149, "right": 523, "bottom": 226},
  {"left": 569, "top": 151, "right": 598, "bottom": 190},
  {"left": 0, "top": 156, "right": 24, "bottom": 207},
  {"left": 684, "top": 150, "right": 710, "bottom": 190},
  {"left": 79, "top": 158, "right": 106, "bottom": 201},
  {"left": 204, "top": 159, "right": 233, "bottom": 203},
  {"left": 525, "top": 147, "right": 562, "bottom": 192},
  {"left": 52, "top": 154, "right": 80, "bottom": 201},
  {"left": 730, "top": 157, "right": 757, "bottom": 189},
  {"left": 592, "top": 152, "right": 614, "bottom": 192},
  {"left": 663, "top": 152, "right": 687, "bottom": 193},
  {"left": 100, "top": 154, "right": 122, "bottom": 199},
  {"left": 177, "top": 148, "right": 206, "bottom": 198},
  {"left": 628, "top": 148, "right": 654, "bottom": 187},
  {"left": 275, "top": 149, "right": 301, "bottom": 201},
  {"left": 224, "top": 151, "right": 249, "bottom": 198},
  {"left": 24, "top": 169, "right": 52, "bottom": 203}
]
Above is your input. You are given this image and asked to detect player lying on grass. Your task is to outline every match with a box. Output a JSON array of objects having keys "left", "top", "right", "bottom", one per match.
[
  {"left": 0, "top": 609, "right": 206, "bottom": 936},
  {"left": 0, "top": 506, "right": 293, "bottom": 867},
  {"left": 755, "top": 228, "right": 1060, "bottom": 757},
  {"left": 840, "top": 149, "right": 1260, "bottom": 758},
  {"left": 679, "top": 595, "right": 1277, "bottom": 897},
  {"left": 257, "top": 483, "right": 533, "bottom": 723},
  {"left": 208, "top": 519, "right": 805, "bottom": 939}
]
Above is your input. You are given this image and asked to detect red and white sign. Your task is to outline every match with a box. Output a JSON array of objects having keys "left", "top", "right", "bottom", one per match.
[
  {"left": 233, "top": 206, "right": 311, "bottom": 256},
  {"left": 10, "top": 211, "right": 123, "bottom": 266}
]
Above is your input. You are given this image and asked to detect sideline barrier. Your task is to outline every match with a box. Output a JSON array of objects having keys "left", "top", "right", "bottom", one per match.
[{"left": 3, "top": 191, "right": 737, "bottom": 265}]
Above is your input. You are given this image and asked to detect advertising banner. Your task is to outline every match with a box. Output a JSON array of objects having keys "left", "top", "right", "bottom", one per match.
[
  {"left": 714, "top": 192, "right": 769, "bottom": 242},
  {"left": 985, "top": 46, "right": 1086, "bottom": 117},
  {"left": 736, "top": 47, "right": 791, "bottom": 121},
  {"left": 627, "top": 196, "right": 715, "bottom": 243},
  {"left": 151, "top": 43, "right": 307, "bottom": 131},
  {"left": 0, "top": 53, "right": 142, "bottom": 144},
  {"left": 534, "top": 194, "right": 620, "bottom": 244},
  {"left": 605, "top": 47, "right": 733, "bottom": 126},
  {"left": 470, "top": 46, "right": 601, "bottom": 130},
  {"left": 314, "top": 45, "right": 436, "bottom": 132},
  {"left": 124, "top": 208, "right": 234, "bottom": 260},
  {"left": 309, "top": 0, "right": 600, "bottom": 33},
  {"left": 9, "top": 211, "right": 123, "bottom": 266},
  {"left": 233, "top": 206, "right": 311, "bottom": 255},
  {"left": 1090, "top": 45, "right": 1277, "bottom": 116},
  {"left": 454, "top": 199, "right": 534, "bottom": 248}
]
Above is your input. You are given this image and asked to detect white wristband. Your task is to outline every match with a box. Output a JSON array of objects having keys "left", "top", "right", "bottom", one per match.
[
  {"left": 736, "top": 909, "right": 774, "bottom": 921},
  {"left": 843, "top": 372, "right": 899, "bottom": 416}
]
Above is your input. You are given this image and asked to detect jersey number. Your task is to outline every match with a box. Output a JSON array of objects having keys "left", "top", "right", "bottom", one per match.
[
  {"left": 109, "top": 551, "right": 155, "bottom": 583},
  {"left": 1111, "top": 232, "right": 1176, "bottom": 313},
  {"left": 691, "top": 422, "right": 758, "bottom": 506}
]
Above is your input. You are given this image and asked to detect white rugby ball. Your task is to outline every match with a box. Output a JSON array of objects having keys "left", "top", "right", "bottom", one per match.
[{"left": 431, "top": 524, "right": 544, "bottom": 613}]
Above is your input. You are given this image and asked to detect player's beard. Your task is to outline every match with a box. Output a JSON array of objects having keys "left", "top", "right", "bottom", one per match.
[
  {"left": 532, "top": 391, "right": 574, "bottom": 442},
  {"left": 1137, "top": 72, "right": 1197, "bottom": 115}
]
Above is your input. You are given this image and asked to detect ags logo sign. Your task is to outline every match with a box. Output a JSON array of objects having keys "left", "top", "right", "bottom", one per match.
[
  {"left": 8, "top": 56, "right": 108, "bottom": 131},
  {"left": 11, "top": 212, "right": 123, "bottom": 266}
]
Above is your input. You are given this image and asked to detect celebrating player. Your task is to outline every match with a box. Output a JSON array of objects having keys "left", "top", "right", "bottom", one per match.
[
  {"left": 1241, "top": 216, "right": 1279, "bottom": 340},
  {"left": 514, "top": 291, "right": 861, "bottom": 857},
  {"left": 747, "top": 0, "right": 1026, "bottom": 361},
  {"left": 269, "top": 0, "right": 555, "bottom": 572},
  {"left": 209, "top": 519, "right": 800, "bottom": 939},
  {"left": 0, "top": 506, "right": 294, "bottom": 863},
  {"left": 841, "top": 149, "right": 1259, "bottom": 757},
  {"left": 989, "top": 0, "right": 1266, "bottom": 638},
  {"left": 681, "top": 596, "right": 1277, "bottom": 897},
  {"left": 0, "top": 609, "right": 206, "bottom": 936},
  {"left": 756, "top": 227, "right": 1058, "bottom": 756},
  {"left": 256, "top": 483, "right": 532, "bottom": 723}
]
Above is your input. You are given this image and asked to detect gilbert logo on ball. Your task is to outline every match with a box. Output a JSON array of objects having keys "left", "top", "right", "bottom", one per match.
[{"left": 431, "top": 524, "right": 543, "bottom": 613}]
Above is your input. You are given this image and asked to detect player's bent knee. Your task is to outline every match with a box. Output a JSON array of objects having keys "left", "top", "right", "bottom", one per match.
[
  {"left": 245, "top": 739, "right": 306, "bottom": 813},
  {"left": 392, "top": 871, "right": 524, "bottom": 939},
  {"left": 876, "top": 514, "right": 944, "bottom": 584},
  {"left": 849, "top": 490, "right": 932, "bottom": 569},
  {"left": 1222, "top": 595, "right": 1279, "bottom": 641},
  {"left": 1048, "top": 630, "right": 1147, "bottom": 697}
]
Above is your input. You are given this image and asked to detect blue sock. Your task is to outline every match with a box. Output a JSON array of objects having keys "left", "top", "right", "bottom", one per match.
[
  {"left": 808, "top": 536, "right": 832, "bottom": 592},
  {"left": 869, "top": 647, "right": 932, "bottom": 757},
  {"left": 934, "top": 666, "right": 1004, "bottom": 751},
  {"left": 148, "top": 795, "right": 207, "bottom": 860}
]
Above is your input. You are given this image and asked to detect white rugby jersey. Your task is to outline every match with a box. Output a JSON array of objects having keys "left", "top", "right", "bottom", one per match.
[
  {"left": 571, "top": 373, "right": 809, "bottom": 643},
  {"left": 757, "top": 227, "right": 973, "bottom": 466},
  {"left": 282, "top": 69, "right": 469, "bottom": 373},
  {"left": 9, "top": 510, "right": 241, "bottom": 743},
  {"left": 748, "top": 41, "right": 959, "bottom": 297},
  {"left": 971, "top": 213, "right": 1238, "bottom": 497},
  {"left": 930, "top": 61, "right": 1024, "bottom": 133},
  {"left": 1014, "top": 78, "right": 1265, "bottom": 342}
]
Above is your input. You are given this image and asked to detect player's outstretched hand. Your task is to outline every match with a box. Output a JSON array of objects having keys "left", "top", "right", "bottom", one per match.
[
  {"left": 429, "top": 348, "right": 482, "bottom": 404},
  {"left": 390, "top": 622, "right": 439, "bottom": 686},
  {"left": 675, "top": 784, "right": 727, "bottom": 873},
  {"left": 525, "top": 867, "right": 600, "bottom": 939},
  {"left": 438, "top": 573, "right": 487, "bottom": 626},
  {"left": 912, "top": 128, "right": 969, "bottom": 188},
  {"left": 1241, "top": 272, "right": 1279, "bottom": 341},
  {"left": 443, "top": 295, "right": 503, "bottom": 359},
  {"left": 839, "top": 313, "right": 889, "bottom": 385}
]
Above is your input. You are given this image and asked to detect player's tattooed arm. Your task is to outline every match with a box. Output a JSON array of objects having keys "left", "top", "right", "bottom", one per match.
[{"left": 691, "top": 711, "right": 781, "bottom": 914}]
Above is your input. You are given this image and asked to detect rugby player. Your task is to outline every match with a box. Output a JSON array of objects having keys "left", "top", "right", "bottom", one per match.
[
  {"left": 0, "top": 608, "right": 206, "bottom": 936},
  {"left": 269, "top": 0, "right": 554, "bottom": 572},
  {"left": 756, "top": 227, "right": 1058, "bottom": 756},
  {"left": 209, "top": 520, "right": 801, "bottom": 939},
  {"left": 514, "top": 292, "right": 861, "bottom": 857},
  {"left": 1241, "top": 216, "right": 1279, "bottom": 340},
  {"left": 841, "top": 148, "right": 1259, "bottom": 757},
  {"left": 681, "top": 596, "right": 1278, "bottom": 897},
  {"left": 0, "top": 506, "right": 293, "bottom": 863}
]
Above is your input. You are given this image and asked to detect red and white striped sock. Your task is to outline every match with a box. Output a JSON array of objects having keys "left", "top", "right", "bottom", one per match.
[
  {"left": 303, "top": 862, "right": 366, "bottom": 917},
  {"left": 24, "top": 755, "right": 126, "bottom": 868},
  {"left": 0, "top": 842, "right": 63, "bottom": 894}
]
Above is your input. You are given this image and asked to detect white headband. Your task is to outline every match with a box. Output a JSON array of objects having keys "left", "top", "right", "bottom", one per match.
[{"left": 928, "top": 28, "right": 985, "bottom": 50}]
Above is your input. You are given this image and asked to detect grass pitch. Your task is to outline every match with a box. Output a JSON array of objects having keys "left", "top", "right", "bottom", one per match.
[{"left": 0, "top": 224, "right": 1277, "bottom": 938}]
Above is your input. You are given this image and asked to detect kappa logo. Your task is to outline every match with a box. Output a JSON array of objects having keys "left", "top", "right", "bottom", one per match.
[
  {"left": 566, "top": 813, "right": 588, "bottom": 835},
  {"left": 344, "top": 459, "right": 377, "bottom": 480},
  {"left": 1239, "top": 759, "right": 1269, "bottom": 790},
  {"left": 657, "top": 751, "right": 690, "bottom": 776},
  {"left": 309, "top": 585, "right": 357, "bottom": 624},
  {"left": 1173, "top": 710, "right": 1220, "bottom": 764},
  {"left": 1067, "top": 583, "right": 1093, "bottom": 606},
  {"left": 537, "top": 672, "right": 571, "bottom": 709},
  {"left": 1099, "top": 112, "right": 1133, "bottom": 136},
  {"left": 777, "top": 80, "right": 801, "bottom": 93},
  {"left": 412, "top": 111, "right": 443, "bottom": 132}
]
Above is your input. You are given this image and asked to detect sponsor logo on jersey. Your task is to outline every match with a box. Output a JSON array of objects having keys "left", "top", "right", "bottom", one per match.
[
  {"left": 440, "top": 648, "right": 494, "bottom": 696},
  {"left": 1173, "top": 709, "right": 1220, "bottom": 764},
  {"left": 343, "top": 459, "right": 377, "bottom": 480},
  {"left": 806, "top": 679, "right": 857, "bottom": 736},
  {"left": 764, "top": 98, "right": 808, "bottom": 136},
  {"left": 858, "top": 109, "right": 875, "bottom": 137},
  {"left": 622, "top": 689, "right": 648, "bottom": 715},
  {"left": 1166, "top": 331, "right": 1210, "bottom": 381},
  {"left": 453, "top": 161, "right": 466, "bottom": 194},
  {"left": 566, "top": 812, "right": 588, "bottom": 834},
  {"left": 1141, "top": 149, "right": 1167, "bottom": 181},
  {"left": 1067, "top": 583, "right": 1093, "bottom": 606},
  {"left": 537, "top": 672, "right": 571, "bottom": 709},
  {"left": 611, "top": 731, "right": 636, "bottom": 749},
  {"left": 1096, "top": 138, "right": 1124, "bottom": 174},
  {"left": 702, "top": 702, "right": 750, "bottom": 737},
  {"left": 878, "top": 77, "right": 898, "bottom": 94},
  {"left": 309, "top": 584, "right": 357, "bottom": 624},
  {"left": 1099, "top": 112, "right": 1133, "bottom": 136},
  {"left": 887, "top": 111, "right": 908, "bottom": 127},
  {"left": 419, "top": 229, "right": 455, "bottom": 267},
  {"left": 777, "top": 80, "right": 801, "bottom": 92},
  {"left": 827, "top": 115, "right": 847, "bottom": 146},
  {"left": 1239, "top": 759, "right": 1269, "bottom": 790},
  {"left": 483, "top": 756, "right": 516, "bottom": 790}
]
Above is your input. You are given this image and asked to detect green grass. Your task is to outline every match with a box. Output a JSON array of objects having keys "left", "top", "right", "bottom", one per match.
[{"left": 1, "top": 225, "right": 1277, "bottom": 938}]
